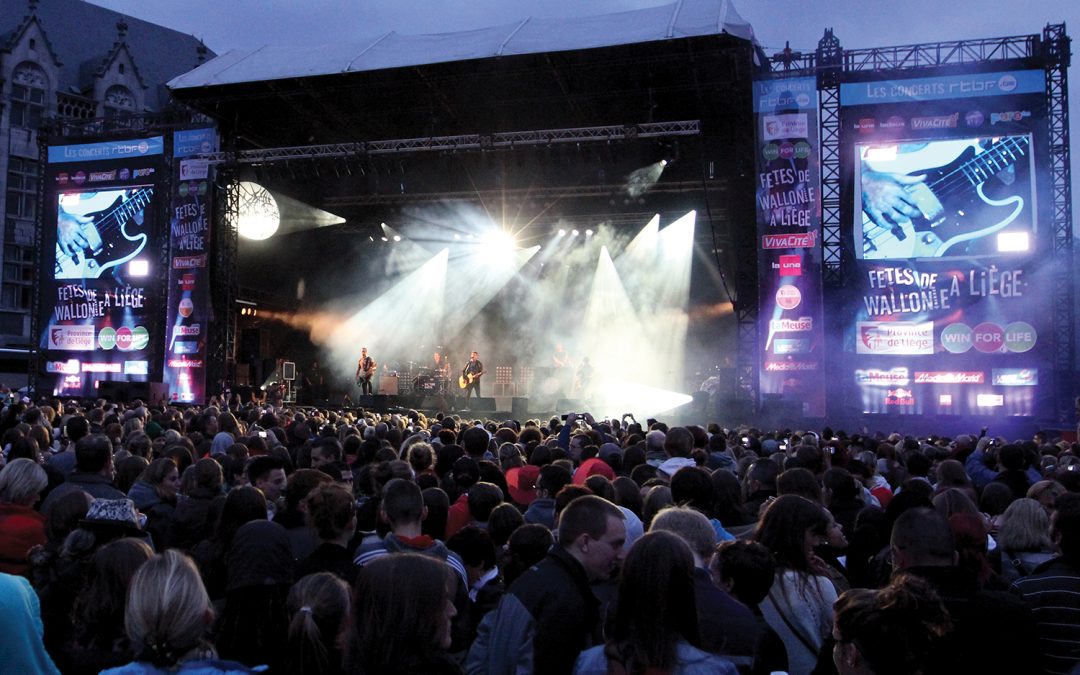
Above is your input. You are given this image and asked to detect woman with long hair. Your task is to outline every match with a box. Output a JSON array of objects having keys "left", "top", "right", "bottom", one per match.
[
  {"left": 346, "top": 553, "right": 460, "bottom": 675},
  {"left": 753, "top": 495, "right": 837, "bottom": 675},
  {"left": 100, "top": 549, "right": 263, "bottom": 674},
  {"left": 127, "top": 457, "right": 180, "bottom": 550},
  {"left": 286, "top": 572, "right": 351, "bottom": 675},
  {"left": 190, "top": 485, "right": 267, "bottom": 601},
  {"left": 62, "top": 538, "right": 153, "bottom": 674},
  {"left": 573, "top": 530, "right": 736, "bottom": 674}
]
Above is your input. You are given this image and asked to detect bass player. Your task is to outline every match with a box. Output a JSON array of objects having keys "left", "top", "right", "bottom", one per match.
[{"left": 355, "top": 347, "right": 377, "bottom": 395}]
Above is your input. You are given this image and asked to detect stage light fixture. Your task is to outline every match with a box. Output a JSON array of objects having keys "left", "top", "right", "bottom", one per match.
[
  {"left": 483, "top": 230, "right": 517, "bottom": 256},
  {"left": 381, "top": 236, "right": 389, "bottom": 242},
  {"left": 585, "top": 229, "right": 594, "bottom": 237},
  {"left": 454, "top": 234, "right": 461, "bottom": 240},
  {"left": 865, "top": 145, "right": 898, "bottom": 161},
  {"left": 128, "top": 259, "right": 149, "bottom": 277},
  {"left": 393, "top": 235, "right": 402, "bottom": 242},
  {"left": 558, "top": 229, "right": 567, "bottom": 236},
  {"left": 232, "top": 182, "right": 281, "bottom": 240},
  {"left": 572, "top": 229, "right": 580, "bottom": 236},
  {"left": 997, "top": 231, "right": 1029, "bottom": 252}
]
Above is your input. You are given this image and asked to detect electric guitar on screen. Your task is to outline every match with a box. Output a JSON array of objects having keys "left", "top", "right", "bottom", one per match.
[
  {"left": 54, "top": 187, "right": 154, "bottom": 279},
  {"left": 861, "top": 137, "right": 1029, "bottom": 259}
]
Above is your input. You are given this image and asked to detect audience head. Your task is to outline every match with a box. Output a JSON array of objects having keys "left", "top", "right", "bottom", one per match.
[
  {"left": 348, "top": 553, "right": 456, "bottom": 673},
  {"left": 126, "top": 550, "right": 214, "bottom": 667},
  {"left": 557, "top": 494, "right": 626, "bottom": 581},
  {"left": 607, "top": 530, "right": 699, "bottom": 672},
  {"left": 832, "top": 574, "right": 951, "bottom": 675},
  {"left": 286, "top": 572, "right": 351, "bottom": 675},
  {"left": 753, "top": 495, "right": 830, "bottom": 573}
]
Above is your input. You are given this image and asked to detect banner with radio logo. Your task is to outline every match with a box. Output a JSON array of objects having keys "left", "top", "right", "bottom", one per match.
[
  {"left": 753, "top": 75, "right": 826, "bottom": 416},
  {"left": 162, "top": 129, "right": 217, "bottom": 404}
]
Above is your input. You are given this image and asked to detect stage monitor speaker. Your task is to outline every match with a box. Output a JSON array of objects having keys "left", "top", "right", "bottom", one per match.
[
  {"left": 467, "top": 397, "right": 496, "bottom": 412},
  {"left": 98, "top": 381, "right": 129, "bottom": 402},
  {"left": 356, "top": 394, "right": 390, "bottom": 411},
  {"left": 421, "top": 395, "right": 451, "bottom": 411},
  {"left": 512, "top": 397, "right": 529, "bottom": 419},
  {"left": 556, "top": 399, "right": 582, "bottom": 413}
]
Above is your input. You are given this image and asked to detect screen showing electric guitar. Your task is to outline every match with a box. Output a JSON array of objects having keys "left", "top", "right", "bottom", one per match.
[
  {"left": 855, "top": 134, "right": 1034, "bottom": 260},
  {"left": 55, "top": 187, "right": 154, "bottom": 280}
]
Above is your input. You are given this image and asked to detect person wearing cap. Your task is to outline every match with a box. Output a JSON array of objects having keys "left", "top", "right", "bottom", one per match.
[
  {"left": 445, "top": 457, "right": 481, "bottom": 538},
  {"left": 573, "top": 457, "right": 616, "bottom": 486},
  {"left": 506, "top": 465, "right": 541, "bottom": 509}
]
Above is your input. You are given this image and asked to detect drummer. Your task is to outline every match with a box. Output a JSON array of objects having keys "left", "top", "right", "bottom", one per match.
[
  {"left": 432, "top": 349, "right": 449, "bottom": 376},
  {"left": 432, "top": 349, "right": 450, "bottom": 392}
]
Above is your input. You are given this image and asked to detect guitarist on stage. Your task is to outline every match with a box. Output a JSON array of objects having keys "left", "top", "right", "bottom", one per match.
[
  {"left": 459, "top": 351, "right": 484, "bottom": 401},
  {"left": 356, "top": 347, "right": 377, "bottom": 395}
]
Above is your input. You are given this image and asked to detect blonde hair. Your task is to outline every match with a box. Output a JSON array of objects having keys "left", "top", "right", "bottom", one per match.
[
  {"left": 0, "top": 458, "right": 48, "bottom": 504},
  {"left": 997, "top": 498, "right": 1052, "bottom": 551},
  {"left": 125, "top": 550, "right": 213, "bottom": 667}
]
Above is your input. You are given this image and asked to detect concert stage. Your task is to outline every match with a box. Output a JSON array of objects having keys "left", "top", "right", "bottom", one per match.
[{"left": 34, "top": 2, "right": 1073, "bottom": 431}]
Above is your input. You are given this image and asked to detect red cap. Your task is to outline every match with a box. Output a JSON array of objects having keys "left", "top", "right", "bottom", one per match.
[
  {"left": 573, "top": 457, "right": 616, "bottom": 485},
  {"left": 506, "top": 465, "right": 541, "bottom": 505}
]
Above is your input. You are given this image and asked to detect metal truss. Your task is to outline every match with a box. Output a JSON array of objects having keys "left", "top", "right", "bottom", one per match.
[
  {"left": 323, "top": 179, "right": 713, "bottom": 207},
  {"left": 843, "top": 34, "right": 1037, "bottom": 72},
  {"left": 816, "top": 30, "right": 845, "bottom": 288},
  {"left": 207, "top": 168, "right": 239, "bottom": 399},
  {"left": 1043, "top": 23, "right": 1075, "bottom": 424},
  {"left": 199, "top": 121, "right": 701, "bottom": 164},
  {"left": 27, "top": 134, "right": 48, "bottom": 397}
]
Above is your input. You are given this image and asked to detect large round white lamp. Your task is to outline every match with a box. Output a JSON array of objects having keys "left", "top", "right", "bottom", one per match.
[{"left": 233, "top": 181, "right": 280, "bottom": 240}]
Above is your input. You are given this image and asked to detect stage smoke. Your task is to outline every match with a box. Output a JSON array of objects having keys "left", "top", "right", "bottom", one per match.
[{"left": 623, "top": 161, "right": 667, "bottom": 198}]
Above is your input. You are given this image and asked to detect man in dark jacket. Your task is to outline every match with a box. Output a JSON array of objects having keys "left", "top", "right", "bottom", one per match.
[
  {"left": 892, "top": 507, "right": 1038, "bottom": 675},
  {"left": 40, "top": 434, "right": 123, "bottom": 513},
  {"left": 467, "top": 495, "right": 625, "bottom": 675}
]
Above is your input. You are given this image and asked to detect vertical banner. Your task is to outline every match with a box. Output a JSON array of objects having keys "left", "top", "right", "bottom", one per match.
[
  {"left": 753, "top": 76, "right": 826, "bottom": 416},
  {"left": 40, "top": 137, "right": 165, "bottom": 398},
  {"left": 838, "top": 70, "right": 1050, "bottom": 417},
  {"left": 162, "top": 128, "right": 217, "bottom": 404}
]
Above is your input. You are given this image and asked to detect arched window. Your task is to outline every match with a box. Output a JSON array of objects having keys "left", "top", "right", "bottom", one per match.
[
  {"left": 104, "top": 84, "right": 135, "bottom": 117},
  {"left": 10, "top": 62, "right": 47, "bottom": 129}
]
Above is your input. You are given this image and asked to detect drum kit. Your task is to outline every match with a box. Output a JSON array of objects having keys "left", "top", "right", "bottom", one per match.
[{"left": 386, "top": 361, "right": 451, "bottom": 395}]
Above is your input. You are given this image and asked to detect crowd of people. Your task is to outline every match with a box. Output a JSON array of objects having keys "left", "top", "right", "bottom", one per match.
[{"left": 0, "top": 396, "right": 1078, "bottom": 675}]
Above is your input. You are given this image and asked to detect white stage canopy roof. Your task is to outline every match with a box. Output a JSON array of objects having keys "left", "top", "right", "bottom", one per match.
[{"left": 169, "top": 0, "right": 754, "bottom": 90}]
